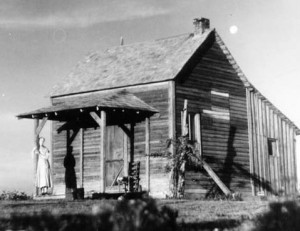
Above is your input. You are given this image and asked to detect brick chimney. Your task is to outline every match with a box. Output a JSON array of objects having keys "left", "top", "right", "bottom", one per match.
[{"left": 193, "top": 18, "right": 210, "bottom": 35}]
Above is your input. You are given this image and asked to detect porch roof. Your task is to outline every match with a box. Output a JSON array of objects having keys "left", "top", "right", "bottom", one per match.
[{"left": 17, "top": 91, "right": 158, "bottom": 122}]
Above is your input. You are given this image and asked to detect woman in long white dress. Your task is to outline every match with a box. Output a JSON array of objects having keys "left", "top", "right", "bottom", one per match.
[{"left": 32, "top": 137, "right": 52, "bottom": 195}]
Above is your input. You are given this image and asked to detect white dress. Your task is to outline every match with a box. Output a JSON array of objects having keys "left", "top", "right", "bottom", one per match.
[{"left": 36, "top": 147, "right": 52, "bottom": 188}]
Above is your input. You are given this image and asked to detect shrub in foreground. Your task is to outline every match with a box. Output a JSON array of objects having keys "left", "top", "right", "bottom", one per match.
[
  {"left": 251, "top": 200, "right": 300, "bottom": 231},
  {"left": 236, "top": 200, "right": 300, "bottom": 231},
  {"left": 112, "top": 197, "right": 177, "bottom": 231},
  {"left": 0, "top": 190, "right": 32, "bottom": 201},
  {"left": 0, "top": 196, "right": 178, "bottom": 231}
]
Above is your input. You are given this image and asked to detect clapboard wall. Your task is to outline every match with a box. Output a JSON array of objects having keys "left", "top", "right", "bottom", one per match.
[
  {"left": 51, "top": 82, "right": 170, "bottom": 198},
  {"left": 175, "top": 37, "right": 251, "bottom": 199},
  {"left": 49, "top": 34, "right": 298, "bottom": 199},
  {"left": 131, "top": 83, "right": 170, "bottom": 197},
  {"left": 247, "top": 89, "right": 298, "bottom": 196}
]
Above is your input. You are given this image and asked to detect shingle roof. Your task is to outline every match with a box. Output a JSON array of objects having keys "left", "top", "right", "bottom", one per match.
[
  {"left": 51, "top": 31, "right": 212, "bottom": 97},
  {"left": 17, "top": 90, "right": 158, "bottom": 119},
  {"left": 48, "top": 28, "right": 299, "bottom": 133}
]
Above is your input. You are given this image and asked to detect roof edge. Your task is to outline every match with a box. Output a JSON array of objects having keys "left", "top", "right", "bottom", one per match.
[
  {"left": 17, "top": 91, "right": 159, "bottom": 120},
  {"left": 50, "top": 80, "right": 173, "bottom": 99},
  {"left": 50, "top": 30, "right": 214, "bottom": 98},
  {"left": 174, "top": 29, "right": 215, "bottom": 83},
  {"left": 215, "top": 31, "right": 300, "bottom": 134}
]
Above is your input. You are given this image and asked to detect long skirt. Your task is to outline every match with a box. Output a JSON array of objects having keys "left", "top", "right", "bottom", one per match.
[{"left": 36, "top": 159, "right": 52, "bottom": 188}]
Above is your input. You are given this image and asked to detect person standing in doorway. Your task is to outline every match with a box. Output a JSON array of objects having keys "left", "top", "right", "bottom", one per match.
[{"left": 32, "top": 137, "right": 52, "bottom": 195}]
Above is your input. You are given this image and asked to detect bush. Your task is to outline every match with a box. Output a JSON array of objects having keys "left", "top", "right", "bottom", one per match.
[
  {"left": 112, "top": 197, "right": 177, "bottom": 231},
  {"left": 235, "top": 200, "right": 300, "bottom": 231},
  {"left": 1, "top": 196, "right": 178, "bottom": 231},
  {"left": 251, "top": 200, "right": 300, "bottom": 231},
  {"left": 0, "top": 190, "right": 32, "bottom": 201}
]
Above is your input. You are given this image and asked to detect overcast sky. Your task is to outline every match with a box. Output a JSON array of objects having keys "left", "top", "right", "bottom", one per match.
[{"left": 1, "top": 0, "right": 300, "bottom": 193}]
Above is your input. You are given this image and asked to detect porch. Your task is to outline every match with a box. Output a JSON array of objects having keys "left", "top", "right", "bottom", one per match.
[{"left": 17, "top": 91, "right": 158, "bottom": 198}]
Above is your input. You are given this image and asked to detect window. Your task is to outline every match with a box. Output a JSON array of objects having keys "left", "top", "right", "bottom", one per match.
[
  {"left": 188, "top": 113, "right": 195, "bottom": 141},
  {"left": 181, "top": 111, "right": 200, "bottom": 142},
  {"left": 267, "top": 138, "right": 277, "bottom": 156},
  {"left": 181, "top": 110, "right": 195, "bottom": 141}
]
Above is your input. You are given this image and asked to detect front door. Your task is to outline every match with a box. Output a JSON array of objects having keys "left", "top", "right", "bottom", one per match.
[{"left": 105, "top": 125, "right": 125, "bottom": 191}]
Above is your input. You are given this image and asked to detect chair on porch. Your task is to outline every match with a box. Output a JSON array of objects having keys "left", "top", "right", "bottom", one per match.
[{"left": 116, "top": 161, "right": 141, "bottom": 193}]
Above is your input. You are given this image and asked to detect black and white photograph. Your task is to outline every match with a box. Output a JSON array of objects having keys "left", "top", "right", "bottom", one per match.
[{"left": 1, "top": 0, "right": 300, "bottom": 230}]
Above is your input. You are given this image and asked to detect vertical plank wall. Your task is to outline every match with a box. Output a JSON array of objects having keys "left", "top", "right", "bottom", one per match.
[
  {"left": 51, "top": 82, "right": 170, "bottom": 198},
  {"left": 176, "top": 37, "right": 251, "bottom": 199},
  {"left": 82, "top": 126, "right": 101, "bottom": 194},
  {"left": 52, "top": 122, "right": 101, "bottom": 197},
  {"left": 51, "top": 121, "right": 66, "bottom": 196},
  {"left": 125, "top": 82, "right": 170, "bottom": 197},
  {"left": 247, "top": 89, "right": 298, "bottom": 195}
]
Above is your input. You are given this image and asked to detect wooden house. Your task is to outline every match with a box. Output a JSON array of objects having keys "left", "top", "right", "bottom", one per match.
[{"left": 18, "top": 18, "right": 299, "bottom": 199}]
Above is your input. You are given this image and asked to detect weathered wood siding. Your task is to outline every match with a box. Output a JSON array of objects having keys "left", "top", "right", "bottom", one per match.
[
  {"left": 51, "top": 122, "right": 101, "bottom": 196},
  {"left": 51, "top": 82, "right": 170, "bottom": 198},
  {"left": 247, "top": 89, "right": 298, "bottom": 195},
  {"left": 130, "top": 83, "right": 170, "bottom": 198},
  {"left": 176, "top": 38, "right": 251, "bottom": 199},
  {"left": 51, "top": 121, "right": 66, "bottom": 196},
  {"left": 82, "top": 127, "right": 101, "bottom": 193}
]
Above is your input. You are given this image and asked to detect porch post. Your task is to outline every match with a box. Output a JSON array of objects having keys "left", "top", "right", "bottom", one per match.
[
  {"left": 79, "top": 128, "right": 84, "bottom": 188},
  {"left": 33, "top": 117, "right": 48, "bottom": 197},
  {"left": 33, "top": 119, "right": 39, "bottom": 197},
  {"left": 123, "top": 133, "right": 129, "bottom": 177},
  {"left": 130, "top": 123, "right": 135, "bottom": 163},
  {"left": 194, "top": 113, "right": 202, "bottom": 157},
  {"left": 145, "top": 117, "right": 150, "bottom": 192},
  {"left": 100, "top": 110, "right": 107, "bottom": 193},
  {"left": 168, "top": 81, "right": 176, "bottom": 156}
]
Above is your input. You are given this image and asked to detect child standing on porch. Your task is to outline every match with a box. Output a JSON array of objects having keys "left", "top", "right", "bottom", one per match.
[{"left": 32, "top": 137, "right": 52, "bottom": 195}]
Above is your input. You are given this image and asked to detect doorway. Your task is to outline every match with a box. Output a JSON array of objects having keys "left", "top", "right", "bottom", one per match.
[{"left": 105, "top": 125, "right": 126, "bottom": 191}]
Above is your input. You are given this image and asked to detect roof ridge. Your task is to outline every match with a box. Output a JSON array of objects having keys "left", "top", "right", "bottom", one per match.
[
  {"left": 68, "top": 33, "right": 194, "bottom": 71},
  {"left": 83, "top": 31, "right": 211, "bottom": 57},
  {"left": 93, "top": 33, "right": 192, "bottom": 52},
  {"left": 51, "top": 30, "right": 211, "bottom": 97},
  {"left": 155, "top": 32, "right": 192, "bottom": 41}
]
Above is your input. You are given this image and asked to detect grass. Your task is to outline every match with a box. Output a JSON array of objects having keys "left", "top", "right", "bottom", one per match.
[
  {"left": 0, "top": 198, "right": 270, "bottom": 230},
  {"left": 0, "top": 199, "right": 115, "bottom": 217},
  {"left": 0, "top": 197, "right": 177, "bottom": 231},
  {"left": 4, "top": 197, "right": 300, "bottom": 230},
  {"left": 159, "top": 199, "right": 268, "bottom": 223},
  {"left": 0, "top": 198, "right": 268, "bottom": 220},
  {"left": 160, "top": 199, "right": 269, "bottom": 230}
]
